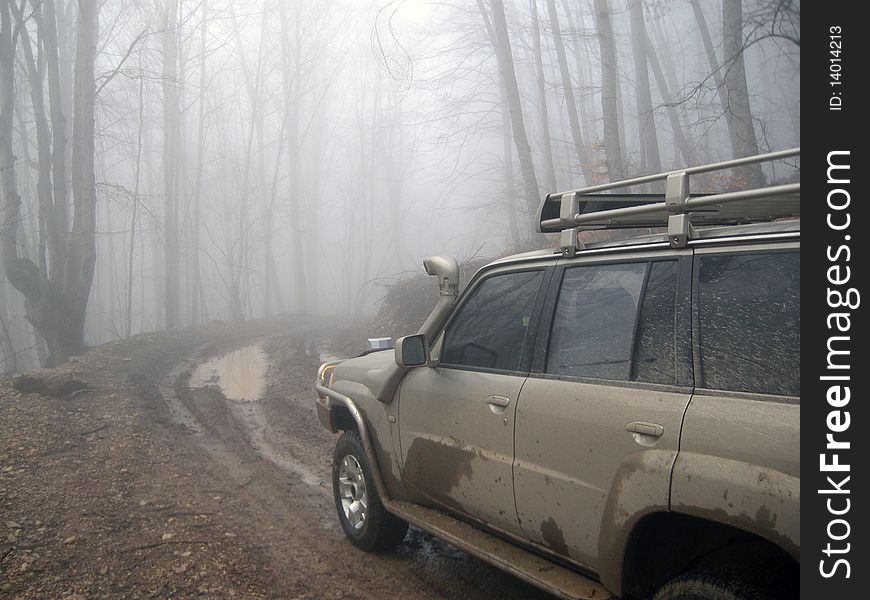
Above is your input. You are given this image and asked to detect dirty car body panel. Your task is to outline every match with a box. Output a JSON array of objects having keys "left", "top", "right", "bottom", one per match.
[
  {"left": 397, "top": 264, "right": 552, "bottom": 536},
  {"left": 670, "top": 241, "right": 801, "bottom": 560},
  {"left": 512, "top": 249, "right": 693, "bottom": 573}
]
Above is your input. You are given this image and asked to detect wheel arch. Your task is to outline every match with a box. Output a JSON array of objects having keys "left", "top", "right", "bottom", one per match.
[
  {"left": 620, "top": 511, "right": 798, "bottom": 599},
  {"left": 332, "top": 403, "right": 357, "bottom": 431}
]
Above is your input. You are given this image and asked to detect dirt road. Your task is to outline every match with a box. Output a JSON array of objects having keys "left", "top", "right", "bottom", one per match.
[{"left": 1, "top": 317, "right": 551, "bottom": 599}]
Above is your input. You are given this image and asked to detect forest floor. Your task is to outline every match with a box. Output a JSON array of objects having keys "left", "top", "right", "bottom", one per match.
[{"left": 0, "top": 317, "right": 550, "bottom": 599}]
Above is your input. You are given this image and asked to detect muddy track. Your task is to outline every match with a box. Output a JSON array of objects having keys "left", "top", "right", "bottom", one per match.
[
  {"left": 0, "top": 319, "right": 551, "bottom": 599},
  {"left": 162, "top": 325, "right": 551, "bottom": 599}
]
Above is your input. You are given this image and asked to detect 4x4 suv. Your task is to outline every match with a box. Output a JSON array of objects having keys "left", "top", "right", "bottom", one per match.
[{"left": 315, "top": 150, "right": 800, "bottom": 600}]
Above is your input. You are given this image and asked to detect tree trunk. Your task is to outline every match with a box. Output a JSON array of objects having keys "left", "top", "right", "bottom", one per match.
[
  {"left": 0, "top": 263, "right": 17, "bottom": 372},
  {"left": 644, "top": 30, "right": 698, "bottom": 168},
  {"left": 13, "top": 4, "right": 63, "bottom": 278},
  {"left": 65, "top": 0, "right": 99, "bottom": 350},
  {"left": 161, "top": 0, "right": 181, "bottom": 328},
  {"left": 484, "top": 0, "right": 541, "bottom": 233},
  {"left": 264, "top": 111, "right": 288, "bottom": 317},
  {"left": 501, "top": 91, "right": 521, "bottom": 249},
  {"left": 531, "top": 0, "right": 557, "bottom": 191},
  {"left": 593, "top": 0, "right": 625, "bottom": 181},
  {"left": 42, "top": 0, "right": 70, "bottom": 268},
  {"left": 650, "top": 17, "right": 681, "bottom": 105},
  {"left": 188, "top": 0, "right": 207, "bottom": 326},
  {"left": 126, "top": 56, "right": 145, "bottom": 338},
  {"left": 476, "top": 0, "right": 521, "bottom": 247},
  {"left": 546, "top": 0, "right": 592, "bottom": 184},
  {"left": 281, "top": 2, "right": 309, "bottom": 314},
  {"left": 690, "top": 0, "right": 729, "bottom": 117},
  {"left": 305, "top": 106, "right": 324, "bottom": 309},
  {"left": 628, "top": 0, "right": 661, "bottom": 179},
  {"left": 562, "top": 0, "right": 593, "bottom": 141},
  {"left": 721, "top": 0, "right": 764, "bottom": 186}
]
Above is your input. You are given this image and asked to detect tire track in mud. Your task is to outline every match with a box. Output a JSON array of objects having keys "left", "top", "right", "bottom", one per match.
[
  {"left": 162, "top": 327, "right": 552, "bottom": 600},
  {"left": 228, "top": 401, "right": 324, "bottom": 489}
]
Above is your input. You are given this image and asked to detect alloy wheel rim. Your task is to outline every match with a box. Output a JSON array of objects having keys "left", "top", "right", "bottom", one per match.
[{"left": 338, "top": 455, "right": 368, "bottom": 530}]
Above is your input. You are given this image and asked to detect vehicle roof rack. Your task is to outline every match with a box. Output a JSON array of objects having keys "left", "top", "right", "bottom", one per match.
[{"left": 537, "top": 148, "right": 800, "bottom": 256}]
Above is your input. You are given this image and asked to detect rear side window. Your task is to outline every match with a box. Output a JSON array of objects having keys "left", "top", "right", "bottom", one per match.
[
  {"left": 632, "top": 261, "right": 680, "bottom": 384},
  {"left": 697, "top": 251, "right": 800, "bottom": 396},
  {"left": 546, "top": 261, "right": 678, "bottom": 383},
  {"left": 441, "top": 270, "right": 543, "bottom": 372}
]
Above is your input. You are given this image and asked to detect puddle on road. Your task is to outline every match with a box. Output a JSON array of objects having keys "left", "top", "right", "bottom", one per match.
[{"left": 189, "top": 345, "right": 269, "bottom": 402}]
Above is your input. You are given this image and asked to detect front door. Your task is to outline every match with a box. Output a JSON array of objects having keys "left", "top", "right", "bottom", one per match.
[{"left": 398, "top": 267, "right": 548, "bottom": 537}]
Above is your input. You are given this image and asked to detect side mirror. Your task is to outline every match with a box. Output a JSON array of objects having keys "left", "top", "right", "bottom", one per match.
[{"left": 395, "top": 334, "right": 430, "bottom": 368}]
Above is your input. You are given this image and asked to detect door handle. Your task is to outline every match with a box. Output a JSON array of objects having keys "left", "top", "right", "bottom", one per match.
[
  {"left": 486, "top": 395, "right": 511, "bottom": 415},
  {"left": 625, "top": 421, "right": 664, "bottom": 438},
  {"left": 486, "top": 395, "right": 511, "bottom": 408}
]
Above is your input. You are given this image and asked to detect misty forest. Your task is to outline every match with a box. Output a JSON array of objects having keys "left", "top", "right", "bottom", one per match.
[{"left": 0, "top": 0, "right": 799, "bottom": 370}]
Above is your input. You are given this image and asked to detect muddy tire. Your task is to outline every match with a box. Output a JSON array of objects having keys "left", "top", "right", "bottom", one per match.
[
  {"left": 654, "top": 565, "right": 794, "bottom": 600},
  {"left": 332, "top": 429, "right": 408, "bottom": 552}
]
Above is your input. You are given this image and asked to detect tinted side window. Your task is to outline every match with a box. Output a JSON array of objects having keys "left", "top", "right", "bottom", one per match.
[
  {"left": 632, "top": 261, "right": 679, "bottom": 385},
  {"left": 441, "top": 270, "right": 544, "bottom": 372},
  {"left": 546, "top": 263, "right": 646, "bottom": 380},
  {"left": 697, "top": 251, "right": 800, "bottom": 396}
]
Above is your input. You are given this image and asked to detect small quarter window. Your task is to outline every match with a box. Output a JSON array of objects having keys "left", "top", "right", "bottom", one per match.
[{"left": 697, "top": 252, "right": 800, "bottom": 396}]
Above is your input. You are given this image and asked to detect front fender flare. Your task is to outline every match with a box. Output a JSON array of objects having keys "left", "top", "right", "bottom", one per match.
[{"left": 315, "top": 383, "right": 391, "bottom": 503}]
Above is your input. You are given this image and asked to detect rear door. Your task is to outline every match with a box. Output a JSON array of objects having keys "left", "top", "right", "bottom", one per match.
[
  {"left": 398, "top": 266, "right": 551, "bottom": 537},
  {"left": 512, "top": 250, "right": 693, "bottom": 569}
]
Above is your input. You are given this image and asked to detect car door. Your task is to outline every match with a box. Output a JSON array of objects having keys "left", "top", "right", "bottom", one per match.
[
  {"left": 512, "top": 251, "right": 693, "bottom": 570},
  {"left": 398, "top": 266, "right": 550, "bottom": 537}
]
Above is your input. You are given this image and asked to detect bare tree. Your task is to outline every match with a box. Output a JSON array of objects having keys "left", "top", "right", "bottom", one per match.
[
  {"left": 628, "top": 0, "right": 661, "bottom": 178},
  {"left": 545, "top": 0, "right": 591, "bottom": 184},
  {"left": 1, "top": 0, "right": 100, "bottom": 366},
  {"left": 561, "top": 0, "right": 594, "bottom": 141},
  {"left": 529, "top": 0, "right": 556, "bottom": 191},
  {"left": 593, "top": 0, "right": 625, "bottom": 181},
  {"left": 644, "top": 30, "right": 699, "bottom": 168},
  {"left": 721, "top": 0, "right": 764, "bottom": 185},
  {"left": 500, "top": 87, "right": 521, "bottom": 248},
  {"left": 280, "top": 0, "right": 309, "bottom": 314},
  {"left": 529, "top": 0, "right": 556, "bottom": 190},
  {"left": 473, "top": 1, "right": 521, "bottom": 247},
  {"left": 479, "top": 0, "right": 541, "bottom": 233},
  {"left": 0, "top": 262, "right": 18, "bottom": 372},
  {"left": 161, "top": 0, "right": 181, "bottom": 328},
  {"left": 688, "top": 0, "right": 762, "bottom": 185},
  {"left": 187, "top": 0, "right": 209, "bottom": 326}
]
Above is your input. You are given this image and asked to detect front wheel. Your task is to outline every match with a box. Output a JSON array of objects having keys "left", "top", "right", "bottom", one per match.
[
  {"left": 654, "top": 565, "right": 795, "bottom": 600},
  {"left": 332, "top": 429, "right": 408, "bottom": 552}
]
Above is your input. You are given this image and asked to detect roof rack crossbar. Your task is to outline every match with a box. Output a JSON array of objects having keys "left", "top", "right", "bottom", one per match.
[
  {"left": 538, "top": 148, "right": 800, "bottom": 253},
  {"left": 684, "top": 182, "right": 800, "bottom": 209}
]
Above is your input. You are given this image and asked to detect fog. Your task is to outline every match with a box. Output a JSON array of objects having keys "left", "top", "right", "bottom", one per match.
[{"left": 0, "top": 0, "right": 800, "bottom": 370}]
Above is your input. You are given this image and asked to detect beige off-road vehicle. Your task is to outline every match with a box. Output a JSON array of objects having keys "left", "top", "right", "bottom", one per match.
[{"left": 315, "top": 149, "right": 800, "bottom": 600}]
